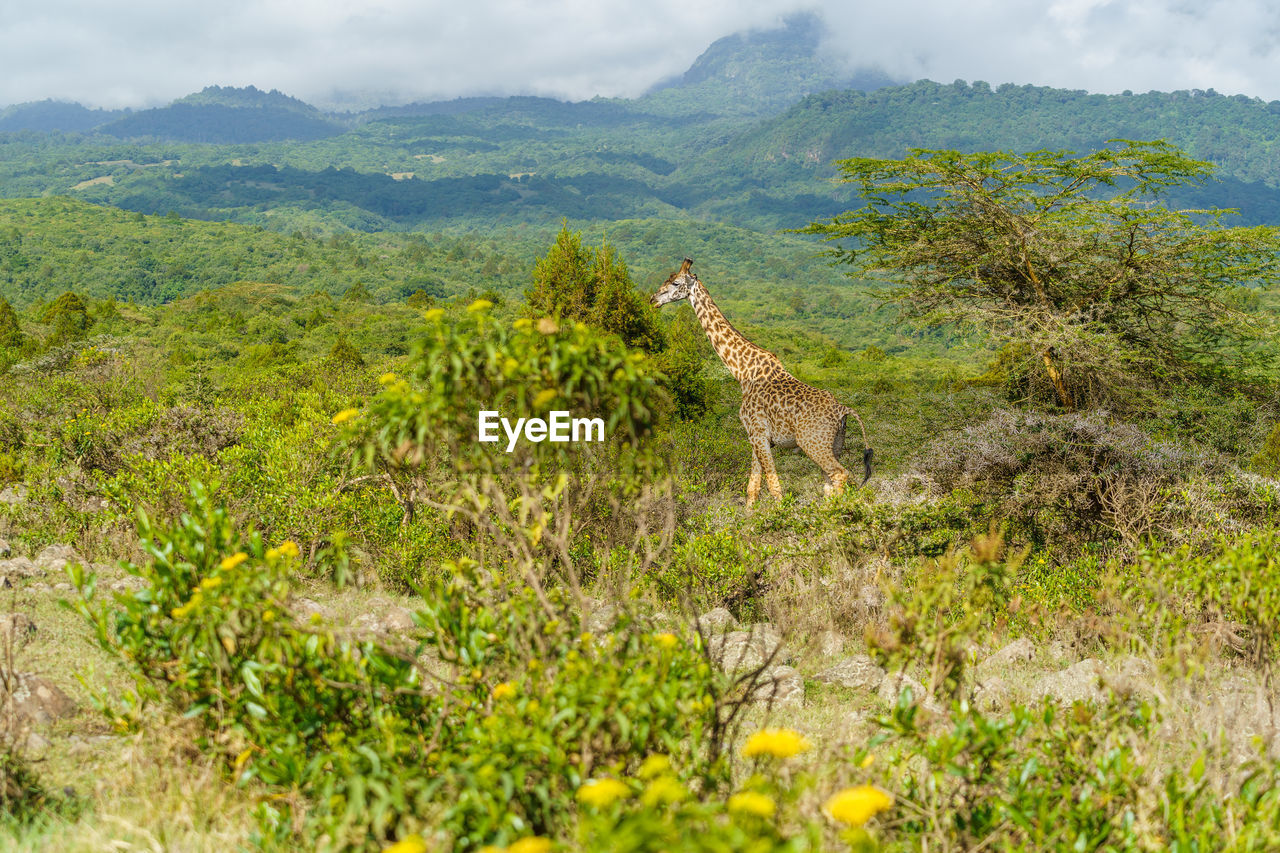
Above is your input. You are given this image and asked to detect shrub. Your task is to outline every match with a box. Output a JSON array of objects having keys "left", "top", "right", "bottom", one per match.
[{"left": 73, "top": 493, "right": 727, "bottom": 849}]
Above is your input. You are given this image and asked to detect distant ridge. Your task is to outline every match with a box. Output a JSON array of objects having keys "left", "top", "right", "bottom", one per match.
[
  {"left": 0, "top": 99, "right": 126, "bottom": 133},
  {"left": 100, "top": 85, "right": 344, "bottom": 143}
]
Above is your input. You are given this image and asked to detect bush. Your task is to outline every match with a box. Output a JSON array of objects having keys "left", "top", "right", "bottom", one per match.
[{"left": 71, "top": 485, "right": 731, "bottom": 850}]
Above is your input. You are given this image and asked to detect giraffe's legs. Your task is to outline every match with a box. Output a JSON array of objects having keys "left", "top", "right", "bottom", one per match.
[
  {"left": 747, "top": 450, "right": 762, "bottom": 507},
  {"left": 798, "top": 430, "right": 849, "bottom": 498},
  {"left": 746, "top": 431, "right": 782, "bottom": 504}
]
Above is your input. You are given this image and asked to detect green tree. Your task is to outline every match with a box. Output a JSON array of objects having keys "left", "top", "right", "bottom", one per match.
[
  {"left": 0, "top": 298, "right": 23, "bottom": 349},
  {"left": 40, "top": 291, "right": 92, "bottom": 345},
  {"left": 526, "top": 223, "right": 595, "bottom": 319},
  {"left": 804, "top": 141, "right": 1280, "bottom": 410},
  {"left": 590, "top": 241, "right": 664, "bottom": 353},
  {"left": 526, "top": 225, "right": 664, "bottom": 354}
]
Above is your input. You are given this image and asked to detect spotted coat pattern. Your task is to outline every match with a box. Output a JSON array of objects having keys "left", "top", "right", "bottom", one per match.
[{"left": 651, "top": 259, "right": 870, "bottom": 506}]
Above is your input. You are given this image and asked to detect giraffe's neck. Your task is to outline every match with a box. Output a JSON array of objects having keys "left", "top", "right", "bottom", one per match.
[{"left": 688, "top": 280, "right": 784, "bottom": 386}]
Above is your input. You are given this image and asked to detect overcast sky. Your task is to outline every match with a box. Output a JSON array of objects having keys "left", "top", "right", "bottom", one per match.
[{"left": 3, "top": 0, "right": 1279, "bottom": 110}]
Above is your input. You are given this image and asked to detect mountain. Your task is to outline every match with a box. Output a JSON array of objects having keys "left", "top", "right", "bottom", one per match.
[
  {"left": 639, "top": 12, "right": 899, "bottom": 117},
  {"left": 100, "top": 85, "right": 344, "bottom": 143},
  {"left": 0, "top": 99, "right": 126, "bottom": 133}
]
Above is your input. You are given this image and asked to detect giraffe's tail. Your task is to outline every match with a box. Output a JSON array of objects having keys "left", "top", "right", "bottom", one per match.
[{"left": 843, "top": 407, "right": 873, "bottom": 485}]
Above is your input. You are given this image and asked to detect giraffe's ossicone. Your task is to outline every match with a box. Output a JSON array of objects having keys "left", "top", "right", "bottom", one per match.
[{"left": 651, "top": 258, "right": 873, "bottom": 506}]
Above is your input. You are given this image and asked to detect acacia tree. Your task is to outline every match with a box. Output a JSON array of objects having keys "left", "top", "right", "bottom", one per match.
[{"left": 804, "top": 140, "right": 1280, "bottom": 409}]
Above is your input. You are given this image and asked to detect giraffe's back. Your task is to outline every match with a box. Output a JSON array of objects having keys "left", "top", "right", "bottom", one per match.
[{"left": 740, "top": 374, "right": 847, "bottom": 448}]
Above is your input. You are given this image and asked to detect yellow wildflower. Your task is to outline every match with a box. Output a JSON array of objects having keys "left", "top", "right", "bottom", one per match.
[
  {"left": 507, "top": 838, "right": 552, "bottom": 853},
  {"left": 424, "top": 307, "right": 445, "bottom": 322},
  {"left": 825, "top": 785, "right": 894, "bottom": 827},
  {"left": 262, "top": 609, "right": 275, "bottom": 623},
  {"left": 199, "top": 576, "right": 223, "bottom": 590},
  {"left": 331, "top": 408, "right": 360, "bottom": 425},
  {"left": 640, "top": 775, "right": 685, "bottom": 807},
  {"left": 491, "top": 682, "right": 516, "bottom": 701},
  {"left": 653, "top": 632, "right": 679, "bottom": 650},
  {"left": 742, "top": 728, "right": 812, "bottom": 760},
  {"left": 532, "top": 388, "right": 557, "bottom": 408},
  {"left": 859, "top": 753, "right": 876, "bottom": 769},
  {"left": 378, "top": 372, "right": 398, "bottom": 385},
  {"left": 637, "top": 753, "right": 671, "bottom": 780},
  {"left": 382, "top": 835, "right": 428, "bottom": 853},
  {"left": 576, "top": 777, "right": 630, "bottom": 808},
  {"left": 219, "top": 552, "right": 248, "bottom": 571},
  {"left": 171, "top": 593, "right": 201, "bottom": 619},
  {"left": 467, "top": 298, "right": 494, "bottom": 313},
  {"left": 727, "top": 791, "right": 776, "bottom": 819},
  {"left": 513, "top": 317, "right": 532, "bottom": 330},
  {"left": 278, "top": 540, "right": 300, "bottom": 559}
]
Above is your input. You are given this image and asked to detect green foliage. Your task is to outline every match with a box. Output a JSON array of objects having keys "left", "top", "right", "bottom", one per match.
[
  {"left": 805, "top": 141, "right": 1280, "bottom": 410},
  {"left": 527, "top": 224, "right": 665, "bottom": 353},
  {"left": 648, "top": 528, "right": 768, "bottom": 619},
  {"left": 1252, "top": 422, "right": 1280, "bottom": 478},
  {"left": 71, "top": 485, "right": 727, "bottom": 850}
]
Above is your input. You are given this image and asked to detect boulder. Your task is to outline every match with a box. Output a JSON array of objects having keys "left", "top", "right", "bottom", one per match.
[
  {"left": 0, "top": 557, "right": 40, "bottom": 579},
  {"left": 977, "top": 638, "right": 1036, "bottom": 673},
  {"left": 708, "top": 626, "right": 790, "bottom": 673},
  {"left": 290, "top": 596, "right": 333, "bottom": 625},
  {"left": 878, "top": 671, "right": 944, "bottom": 716},
  {"left": 972, "top": 674, "right": 1011, "bottom": 712},
  {"left": 0, "top": 538, "right": 10, "bottom": 558},
  {"left": 34, "top": 544, "right": 82, "bottom": 573},
  {"left": 814, "top": 654, "right": 885, "bottom": 691},
  {"left": 816, "top": 630, "right": 845, "bottom": 658},
  {"left": 2, "top": 673, "right": 77, "bottom": 724},
  {"left": 355, "top": 605, "right": 416, "bottom": 636},
  {"left": 0, "top": 485, "right": 26, "bottom": 506},
  {"left": 746, "top": 665, "right": 804, "bottom": 707},
  {"left": 1033, "top": 658, "right": 1105, "bottom": 705},
  {"left": 694, "top": 607, "right": 738, "bottom": 635}
]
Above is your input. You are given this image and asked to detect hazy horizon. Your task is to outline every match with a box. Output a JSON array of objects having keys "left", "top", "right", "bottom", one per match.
[{"left": 4, "top": 1, "right": 1280, "bottom": 111}]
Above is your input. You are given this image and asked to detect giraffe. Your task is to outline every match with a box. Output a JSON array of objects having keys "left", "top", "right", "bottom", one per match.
[{"left": 651, "top": 258, "right": 873, "bottom": 506}]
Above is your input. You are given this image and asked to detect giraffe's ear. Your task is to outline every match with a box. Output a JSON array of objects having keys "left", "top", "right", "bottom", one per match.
[{"left": 679, "top": 258, "right": 693, "bottom": 274}]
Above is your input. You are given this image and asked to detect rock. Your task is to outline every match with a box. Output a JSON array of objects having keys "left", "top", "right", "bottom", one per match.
[
  {"left": 978, "top": 638, "right": 1036, "bottom": 673},
  {"left": 0, "top": 538, "right": 9, "bottom": 558},
  {"left": 708, "top": 626, "right": 790, "bottom": 672},
  {"left": 108, "top": 576, "right": 148, "bottom": 594},
  {"left": 0, "top": 485, "right": 26, "bottom": 505},
  {"left": 583, "top": 601, "right": 618, "bottom": 634},
  {"left": 24, "top": 732, "right": 51, "bottom": 754},
  {"left": 0, "top": 557, "right": 40, "bottom": 578},
  {"left": 817, "top": 630, "right": 845, "bottom": 658},
  {"left": 972, "top": 674, "right": 1011, "bottom": 712},
  {"left": 1105, "top": 655, "right": 1157, "bottom": 700},
  {"left": 859, "top": 584, "right": 885, "bottom": 611},
  {"left": 878, "top": 671, "right": 944, "bottom": 716},
  {"left": 746, "top": 665, "right": 804, "bottom": 707},
  {"left": 290, "top": 596, "right": 333, "bottom": 624},
  {"left": 355, "top": 605, "right": 416, "bottom": 636},
  {"left": 0, "top": 613, "right": 36, "bottom": 646},
  {"left": 2, "top": 674, "right": 77, "bottom": 724},
  {"left": 35, "top": 544, "right": 82, "bottom": 573},
  {"left": 694, "top": 607, "right": 738, "bottom": 635},
  {"left": 814, "top": 654, "right": 885, "bottom": 691},
  {"left": 1033, "top": 658, "right": 1105, "bottom": 705}
]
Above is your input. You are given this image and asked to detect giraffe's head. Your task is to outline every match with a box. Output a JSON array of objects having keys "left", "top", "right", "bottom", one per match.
[{"left": 650, "top": 258, "right": 697, "bottom": 307}]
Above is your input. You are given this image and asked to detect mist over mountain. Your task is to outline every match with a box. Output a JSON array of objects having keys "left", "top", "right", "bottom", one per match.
[{"left": 4, "top": 13, "right": 1280, "bottom": 232}]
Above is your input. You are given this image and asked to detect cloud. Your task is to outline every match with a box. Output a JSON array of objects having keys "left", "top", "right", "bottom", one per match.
[{"left": 2, "top": 0, "right": 1279, "bottom": 109}]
